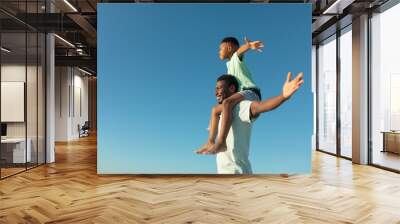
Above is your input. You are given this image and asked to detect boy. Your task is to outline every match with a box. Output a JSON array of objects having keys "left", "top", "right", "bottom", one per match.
[{"left": 196, "top": 36, "right": 264, "bottom": 154}]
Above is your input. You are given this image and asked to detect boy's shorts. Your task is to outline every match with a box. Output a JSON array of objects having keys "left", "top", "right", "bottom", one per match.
[{"left": 239, "top": 88, "right": 262, "bottom": 101}]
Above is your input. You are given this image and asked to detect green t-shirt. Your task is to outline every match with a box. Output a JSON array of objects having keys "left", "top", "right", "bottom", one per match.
[{"left": 226, "top": 52, "right": 258, "bottom": 91}]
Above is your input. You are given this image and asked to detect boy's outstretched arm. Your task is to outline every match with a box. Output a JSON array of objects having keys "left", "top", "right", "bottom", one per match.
[{"left": 236, "top": 37, "right": 264, "bottom": 58}]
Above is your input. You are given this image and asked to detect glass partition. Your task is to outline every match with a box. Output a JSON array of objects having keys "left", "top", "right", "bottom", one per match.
[
  {"left": 27, "top": 31, "right": 38, "bottom": 169},
  {"left": 38, "top": 32, "right": 45, "bottom": 165},
  {"left": 317, "top": 35, "right": 337, "bottom": 154},
  {"left": 1, "top": 31, "right": 28, "bottom": 177},
  {"left": 339, "top": 27, "right": 352, "bottom": 158},
  {"left": 0, "top": 1, "right": 46, "bottom": 179}
]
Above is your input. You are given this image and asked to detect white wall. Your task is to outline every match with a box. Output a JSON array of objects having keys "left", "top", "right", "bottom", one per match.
[
  {"left": 1, "top": 82, "right": 25, "bottom": 122},
  {"left": 1, "top": 64, "right": 26, "bottom": 81},
  {"left": 1, "top": 63, "right": 46, "bottom": 164},
  {"left": 55, "top": 66, "right": 69, "bottom": 141},
  {"left": 55, "top": 67, "right": 89, "bottom": 141},
  {"left": 72, "top": 72, "right": 89, "bottom": 138},
  {"left": 1, "top": 66, "right": 26, "bottom": 138},
  {"left": 1, "top": 65, "right": 41, "bottom": 137}
]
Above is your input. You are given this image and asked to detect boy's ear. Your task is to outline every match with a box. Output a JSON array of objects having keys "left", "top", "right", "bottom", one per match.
[{"left": 227, "top": 44, "right": 232, "bottom": 52}]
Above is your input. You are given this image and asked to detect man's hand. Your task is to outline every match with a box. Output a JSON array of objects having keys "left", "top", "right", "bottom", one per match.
[
  {"left": 282, "top": 72, "right": 304, "bottom": 99},
  {"left": 244, "top": 37, "right": 264, "bottom": 52}
]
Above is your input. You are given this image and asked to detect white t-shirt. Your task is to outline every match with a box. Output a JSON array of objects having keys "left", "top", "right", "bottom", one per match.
[{"left": 216, "top": 100, "right": 256, "bottom": 174}]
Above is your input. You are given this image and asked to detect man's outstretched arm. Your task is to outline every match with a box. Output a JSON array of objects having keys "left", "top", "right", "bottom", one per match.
[
  {"left": 250, "top": 72, "right": 304, "bottom": 119},
  {"left": 250, "top": 94, "right": 287, "bottom": 118}
]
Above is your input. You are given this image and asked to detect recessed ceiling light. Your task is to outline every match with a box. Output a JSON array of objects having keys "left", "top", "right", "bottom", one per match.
[
  {"left": 54, "top": 34, "right": 75, "bottom": 48},
  {"left": 322, "top": 0, "right": 354, "bottom": 15},
  {"left": 1, "top": 47, "right": 11, "bottom": 53},
  {"left": 63, "top": 0, "right": 78, "bottom": 12},
  {"left": 78, "top": 67, "right": 93, "bottom": 76}
]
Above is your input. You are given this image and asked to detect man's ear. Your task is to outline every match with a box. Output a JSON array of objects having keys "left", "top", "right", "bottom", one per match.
[{"left": 229, "top": 85, "right": 236, "bottom": 93}]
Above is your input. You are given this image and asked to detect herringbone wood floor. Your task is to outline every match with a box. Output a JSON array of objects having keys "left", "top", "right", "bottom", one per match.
[{"left": 1, "top": 134, "right": 400, "bottom": 224}]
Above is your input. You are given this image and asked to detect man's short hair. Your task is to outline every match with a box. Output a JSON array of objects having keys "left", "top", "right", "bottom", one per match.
[
  {"left": 221, "top": 37, "right": 239, "bottom": 48},
  {"left": 217, "top": 74, "right": 239, "bottom": 92}
]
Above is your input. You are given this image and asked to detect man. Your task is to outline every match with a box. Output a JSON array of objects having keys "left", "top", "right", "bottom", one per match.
[{"left": 196, "top": 72, "right": 304, "bottom": 174}]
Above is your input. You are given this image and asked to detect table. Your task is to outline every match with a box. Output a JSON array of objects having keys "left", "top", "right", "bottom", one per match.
[
  {"left": 381, "top": 131, "right": 400, "bottom": 154},
  {"left": 1, "top": 138, "right": 32, "bottom": 164}
]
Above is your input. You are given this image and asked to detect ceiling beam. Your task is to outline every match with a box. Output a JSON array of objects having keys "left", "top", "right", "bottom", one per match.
[
  {"left": 55, "top": 55, "right": 96, "bottom": 71},
  {"left": 67, "top": 13, "right": 97, "bottom": 46}
]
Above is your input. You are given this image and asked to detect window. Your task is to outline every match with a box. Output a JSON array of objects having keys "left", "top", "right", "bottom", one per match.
[
  {"left": 371, "top": 2, "right": 400, "bottom": 171},
  {"left": 317, "top": 35, "right": 337, "bottom": 154},
  {"left": 339, "top": 27, "right": 352, "bottom": 158}
]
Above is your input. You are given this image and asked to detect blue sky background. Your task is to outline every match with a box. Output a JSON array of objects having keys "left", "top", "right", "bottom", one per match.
[{"left": 98, "top": 3, "right": 312, "bottom": 174}]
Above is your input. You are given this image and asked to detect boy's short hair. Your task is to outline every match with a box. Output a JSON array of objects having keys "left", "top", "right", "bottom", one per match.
[
  {"left": 217, "top": 74, "right": 239, "bottom": 92},
  {"left": 221, "top": 37, "right": 239, "bottom": 48}
]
